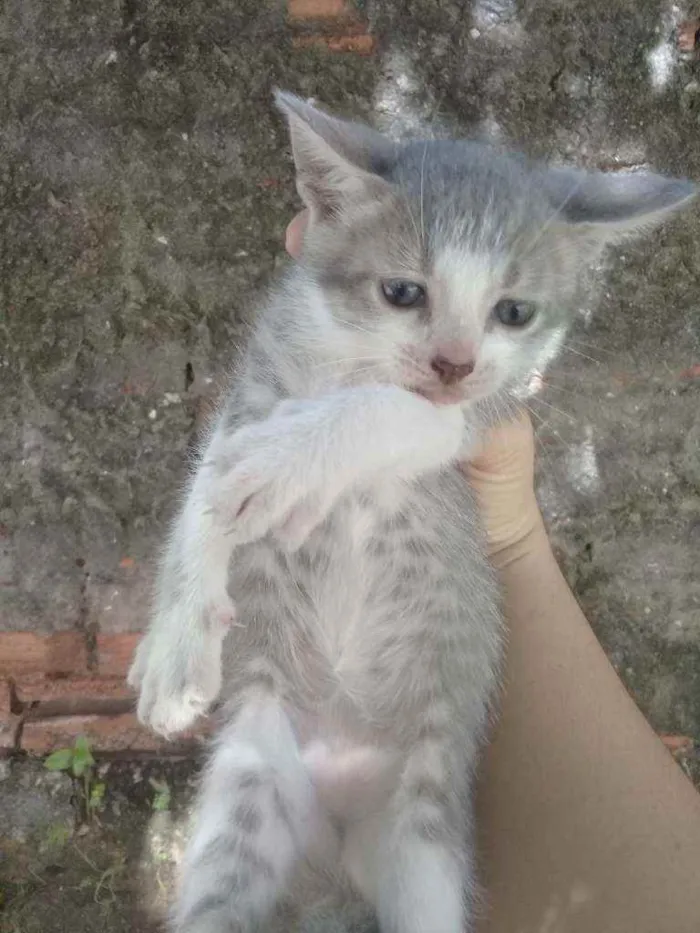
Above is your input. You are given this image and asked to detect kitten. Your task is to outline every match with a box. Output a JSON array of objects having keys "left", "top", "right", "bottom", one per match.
[{"left": 128, "top": 92, "right": 695, "bottom": 933}]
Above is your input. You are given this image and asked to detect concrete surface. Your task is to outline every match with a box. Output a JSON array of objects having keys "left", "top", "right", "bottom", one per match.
[
  {"left": 0, "top": 0, "right": 699, "bottom": 928},
  {"left": 0, "top": 757, "right": 195, "bottom": 932}
]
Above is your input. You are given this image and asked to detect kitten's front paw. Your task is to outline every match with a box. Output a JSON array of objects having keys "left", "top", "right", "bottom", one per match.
[
  {"left": 209, "top": 422, "right": 333, "bottom": 546},
  {"left": 128, "top": 601, "right": 230, "bottom": 737},
  {"left": 273, "top": 490, "right": 334, "bottom": 551}
]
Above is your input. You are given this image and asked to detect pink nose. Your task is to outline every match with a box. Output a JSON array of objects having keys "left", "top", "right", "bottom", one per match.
[{"left": 430, "top": 354, "right": 475, "bottom": 386}]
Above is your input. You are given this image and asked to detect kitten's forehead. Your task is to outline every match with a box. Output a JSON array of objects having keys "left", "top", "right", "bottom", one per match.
[
  {"left": 306, "top": 137, "right": 571, "bottom": 306},
  {"left": 388, "top": 139, "right": 551, "bottom": 257},
  {"left": 432, "top": 247, "right": 508, "bottom": 323}
]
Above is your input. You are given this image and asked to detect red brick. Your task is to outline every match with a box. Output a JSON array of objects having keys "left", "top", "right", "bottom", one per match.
[
  {"left": 678, "top": 19, "right": 700, "bottom": 52},
  {"left": 292, "top": 33, "right": 376, "bottom": 54},
  {"left": 0, "top": 632, "right": 88, "bottom": 676},
  {"left": 288, "top": 0, "right": 355, "bottom": 21},
  {"left": 0, "top": 678, "right": 10, "bottom": 715},
  {"left": 95, "top": 632, "right": 142, "bottom": 677},
  {"left": 659, "top": 733, "right": 695, "bottom": 755},
  {"left": 13, "top": 674, "right": 134, "bottom": 712},
  {"left": 21, "top": 712, "right": 211, "bottom": 755}
]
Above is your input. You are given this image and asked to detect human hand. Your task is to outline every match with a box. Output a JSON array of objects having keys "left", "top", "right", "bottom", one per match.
[
  {"left": 285, "top": 210, "right": 545, "bottom": 566},
  {"left": 464, "top": 412, "right": 544, "bottom": 567}
]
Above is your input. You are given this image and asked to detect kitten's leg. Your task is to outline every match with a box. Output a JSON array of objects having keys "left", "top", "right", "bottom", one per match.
[
  {"left": 343, "top": 724, "right": 474, "bottom": 933},
  {"left": 211, "top": 386, "right": 469, "bottom": 547},
  {"left": 174, "top": 687, "right": 316, "bottom": 933},
  {"left": 128, "top": 449, "right": 236, "bottom": 736}
]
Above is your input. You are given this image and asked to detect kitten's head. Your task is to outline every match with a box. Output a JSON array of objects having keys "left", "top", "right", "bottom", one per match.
[{"left": 276, "top": 91, "right": 695, "bottom": 406}]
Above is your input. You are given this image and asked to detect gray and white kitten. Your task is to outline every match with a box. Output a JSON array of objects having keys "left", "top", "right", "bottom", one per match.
[{"left": 128, "top": 92, "right": 695, "bottom": 933}]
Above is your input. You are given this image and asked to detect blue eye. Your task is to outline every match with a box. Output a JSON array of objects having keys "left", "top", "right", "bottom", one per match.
[
  {"left": 381, "top": 279, "right": 427, "bottom": 309},
  {"left": 493, "top": 299, "right": 537, "bottom": 327}
]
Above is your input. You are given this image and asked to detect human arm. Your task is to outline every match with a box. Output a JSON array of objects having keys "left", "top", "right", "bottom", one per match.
[{"left": 467, "top": 416, "right": 700, "bottom": 933}]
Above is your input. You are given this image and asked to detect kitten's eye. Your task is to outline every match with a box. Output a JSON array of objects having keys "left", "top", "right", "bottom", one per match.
[
  {"left": 493, "top": 298, "right": 537, "bottom": 328},
  {"left": 380, "top": 279, "right": 426, "bottom": 309}
]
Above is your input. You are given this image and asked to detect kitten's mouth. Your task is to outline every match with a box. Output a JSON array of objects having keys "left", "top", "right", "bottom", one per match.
[{"left": 411, "top": 386, "right": 467, "bottom": 407}]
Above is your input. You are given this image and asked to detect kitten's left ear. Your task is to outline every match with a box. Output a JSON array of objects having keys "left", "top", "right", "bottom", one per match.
[
  {"left": 274, "top": 90, "right": 395, "bottom": 223},
  {"left": 545, "top": 166, "right": 697, "bottom": 247}
]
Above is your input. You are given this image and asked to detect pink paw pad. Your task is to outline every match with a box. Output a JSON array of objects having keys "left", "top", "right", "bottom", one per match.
[{"left": 207, "top": 601, "right": 236, "bottom": 633}]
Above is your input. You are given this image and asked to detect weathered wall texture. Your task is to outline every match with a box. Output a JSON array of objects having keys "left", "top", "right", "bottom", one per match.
[{"left": 0, "top": 0, "right": 698, "bottom": 764}]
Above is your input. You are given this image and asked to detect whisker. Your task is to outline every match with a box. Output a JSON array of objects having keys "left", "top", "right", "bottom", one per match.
[
  {"left": 567, "top": 336, "right": 614, "bottom": 355},
  {"left": 520, "top": 405, "right": 556, "bottom": 455},
  {"left": 419, "top": 142, "right": 429, "bottom": 251},
  {"left": 345, "top": 367, "right": 386, "bottom": 384},
  {"left": 479, "top": 395, "right": 494, "bottom": 429},
  {"left": 514, "top": 399, "right": 571, "bottom": 460},
  {"left": 479, "top": 391, "right": 517, "bottom": 430},
  {"left": 482, "top": 395, "right": 554, "bottom": 471},
  {"left": 399, "top": 171, "right": 423, "bottom": 250},
  {"left": 528, "top": 394, "right": 577, "bottom": 424},
  {"left": 535, "top": 379, "right": 585, "bottom": 397},
  {"left": 503, "top": 174, "right": 586, "bottom": 272},
  {"left": 330, "top": 319, "right": 376, "bottom": 337},
  {"left": 348, "top": 363, "right": 383, "bottom": 374},
  {"left": 533, "top": 425, "right": 569, "bottom": 461},
  {"left": 312, "top": 356, "right": 386, "bottom": 370},
  {"left": 520, "top": 401, "right": 547, "bottom": 429},
  {"left": 395, "top": 349, "right": 433, "bottom": 382},
  {"left": 560, "top": 344, "right": 601, "bottom": 365}
]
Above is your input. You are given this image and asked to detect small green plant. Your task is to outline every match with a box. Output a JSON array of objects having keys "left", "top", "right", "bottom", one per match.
[
  {"left": 44, "top": 735, "right": 105, "bottom": 823},
  {"left": 149, "top": 776, "right": 171, "bottom": 812},
  {"left": 42, "top": 821, "right": 72, "bottom": 852}
]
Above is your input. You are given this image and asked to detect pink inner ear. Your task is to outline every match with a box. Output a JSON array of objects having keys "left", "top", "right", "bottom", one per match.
[{"left": 285, "top": 211, "right": 309, "bottom": 259}]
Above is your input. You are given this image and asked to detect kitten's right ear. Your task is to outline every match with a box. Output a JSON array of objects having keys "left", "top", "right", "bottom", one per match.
[{"left": 274, "top": 90, "right": 394, "bottom": 222}]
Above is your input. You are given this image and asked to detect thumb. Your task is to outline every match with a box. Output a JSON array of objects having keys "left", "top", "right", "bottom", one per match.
[{"left": 465, "top": 410, "right": 535, "bottom": 483}]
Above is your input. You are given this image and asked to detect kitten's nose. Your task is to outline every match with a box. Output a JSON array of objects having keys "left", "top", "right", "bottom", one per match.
[{"left": 430, "top": 354, "right": 475, "bottom": 385}]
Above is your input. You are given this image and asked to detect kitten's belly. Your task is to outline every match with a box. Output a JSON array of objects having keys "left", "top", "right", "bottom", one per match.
[
  {"left": 302, "top": 477, "right": 418, "bottom": 661},
  {"left": 226, "top": 469, "right": 500, "bottom": 790},
  {"left": 307, "top": 502, "right": 381, "bottom": 668}
]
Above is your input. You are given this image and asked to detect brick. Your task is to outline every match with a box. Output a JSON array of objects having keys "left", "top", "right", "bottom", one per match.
[
  {"left": 0, "top": 678, "right": 10, "bottom": 715},
  {"left": 21, "top": 712, "right": 211, "bottom": 755},
  {"left": 288, "top": 0, "right": 355, "bottom": 21},
  {"left": 0, "top": 632, "right": 88, "bottom": 676},
  {"left": 678, "top": 19, "right": 700, "bottom": 53},
  {"left": 292, "top": 33, "right": 376, "bottom": 54},
  {"left": 659, "top": 733, "right": 695, "bottom": 755},
  {"left": 13, "top": 674, "right": 134, "bottom": 712},
  {"left": 95, "top": 632, "right": 142, "bottom": 677}
]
